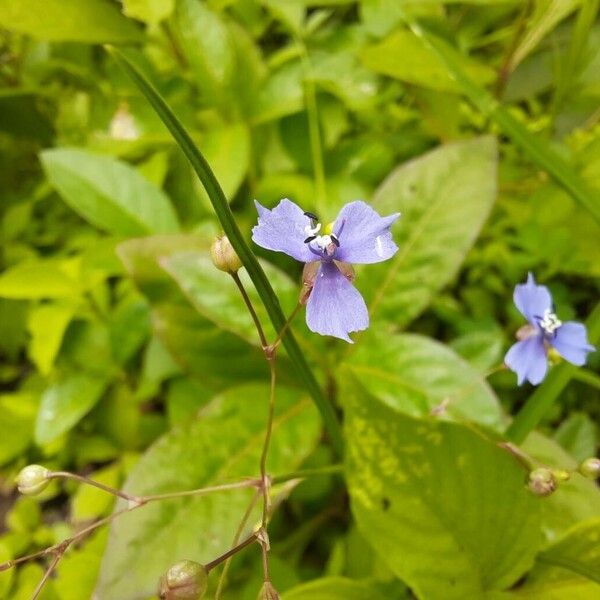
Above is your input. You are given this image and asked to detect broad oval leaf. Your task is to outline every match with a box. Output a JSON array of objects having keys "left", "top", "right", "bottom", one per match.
[
  {"left": 347, "top": 331, "right": 504, "bottom": 429},
  {"left": 362, "top": 136, "right": 497, "bottom": 328},
  {"left": 96, "top": 383, "right": 320, "bottom": 600},
  {"left": 40, "top": 149, "right": 180, "bottom": 236},
  {"left": 0, "top": 0, "right": 142, "bottom": 43},
  {"left": 345, "top": 386, "right": 541, "bottom": 599}
]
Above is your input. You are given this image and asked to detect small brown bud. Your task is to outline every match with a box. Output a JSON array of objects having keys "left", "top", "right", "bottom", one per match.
[
  {"left": 258, "top": 581, "right": 280, "bottom": 600},
  {"left": 210, "top": 235, "right": 242, "bottom": 274},
  {"left": 158, "top": 560, "right": 208, "bottom": 599},
  {"left": 528, "top": 467, "right": 557, "bottom": 497},
  {"left": 16, "top": 465, "right": 50, "bottom": 496},
  {"left": 579, "top": 457, "right": 600, "bottom": 480}
]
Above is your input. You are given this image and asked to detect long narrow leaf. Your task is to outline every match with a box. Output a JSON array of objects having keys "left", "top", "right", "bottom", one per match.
[
  {"left": 107, "top": 47, "right": 343, "bottom": 455},
  {"left": 407, "top": 21, "right": 600, "bottom": 227}
]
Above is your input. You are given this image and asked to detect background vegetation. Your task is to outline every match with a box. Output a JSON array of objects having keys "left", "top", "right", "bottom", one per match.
[{"left": 0, "top": 1, "right": 599, "bottom": 598}]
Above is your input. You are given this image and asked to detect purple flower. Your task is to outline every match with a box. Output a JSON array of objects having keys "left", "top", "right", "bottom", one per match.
[
  {"left": 252, "top": 198, "right": 400, "bottom": 342},
  {"left": 504, "top": 273, "right": 595, "bottom": 385}
]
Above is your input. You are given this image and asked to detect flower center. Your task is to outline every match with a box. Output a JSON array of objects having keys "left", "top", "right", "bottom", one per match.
[
  {"left": 303, "top": 213, "right": 339, "bottom": 256},
  {"left": 537, "top": 308, "right": 562, "bottom": 335}
]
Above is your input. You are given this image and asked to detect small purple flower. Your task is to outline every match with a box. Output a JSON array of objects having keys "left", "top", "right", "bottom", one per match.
[
  {"left": 504, "top": 273, "right": 595, "bottom": 385},
  {"left": 252, "top": 198, "right": 400, "bottom": 342}
]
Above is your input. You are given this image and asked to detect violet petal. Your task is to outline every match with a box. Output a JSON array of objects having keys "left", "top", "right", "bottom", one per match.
[
  {"left": 550, "top": 321, "right": 595, "bottom": 366},
  {"left": 504, "top": 335, "right": 548, "bottom": 386},
  {"left": 252, "top": 199, "right": 317, "bottom": 263},
  {"left": 305, "top": 262, "right": 369, "bottom": 343},
  {"left": 333, "top": 201, "right": 400, "bottom": 264},
  {"left": 513, "top": 272, "right": 552, "bottom": 326}
]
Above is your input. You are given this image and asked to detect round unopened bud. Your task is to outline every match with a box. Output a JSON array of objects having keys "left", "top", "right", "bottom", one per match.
[
  {"left": 528, "top": 467, "right": 557, "bottom": 497},
  {"left": 579, "top": 457, "right": 600, "bottom": 480},
  {"left": 16, "top": 465, "right": 50, "bottom": 496},
  {"left": 258, "top": 581, "right": 280, "bottom": 600},
  {"left": 158, "top": 560, "right": 208, "bottom": 600},
  {"left": 210, "top": 236, "right": 242, "bottom": 274}
]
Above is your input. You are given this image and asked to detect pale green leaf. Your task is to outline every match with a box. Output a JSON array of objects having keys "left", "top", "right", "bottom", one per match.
[
  {"left": 96, "top": 383, "right": 320, "bottom": 600},
  {"left": 345, "top": 386, "right": 541, "bottom": 599},
  {"left": 538, "top": 518, "right": 600, "bottom": 584},
  {"left": 162, "top": 251, "right": 297, "bottom": 344},
  {"left": 0, "top": 0, "right": 142, "bottom": 42},
  {"left": 35, "top": 373, "right": 110, "bottom": 445},
  {"left": 27, "top": 302, "right": 76, "bottom": 375},
  {"left": 0, "top": 261, "right": 80, "bottom": 299},
  {"left": 363, "top": 136, "right": 498, "bottom": 328},
  {"left": 71, "top": 464, "right": 121, "bottom": 522},
  {"left": 347, "top": 332, "right": 504, "bottom": 429},
  {"left": 40, "top": 149, "right": 179, "bottom": 236},
  {"left": 360, "top": 29, "right": 495, "bottom": 93},
  {"left": 553, "top": 412, "right": 598, "bottom": 462},
  {"left": 0, "top": 393, "right": 37, "bottom": 465},
  {"left": 122, "top": 0, "right": 174, "bottom": 25}
]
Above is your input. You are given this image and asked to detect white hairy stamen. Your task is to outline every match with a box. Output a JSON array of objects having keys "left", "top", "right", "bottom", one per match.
[
  {"left": 314, "top": 234, "right": 333, "bottom": 250},
  {"left": 304, "top": 222, "right": 321, "bottom": 236},
  {"left": 539, "top": 308, "right": 562, "bottom": 334}
]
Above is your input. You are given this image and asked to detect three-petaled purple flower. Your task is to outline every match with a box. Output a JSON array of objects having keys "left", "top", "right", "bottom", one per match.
[
  {"left": 504, "top": 273, "right": 595, "bottom": 385},
  {"left": 252, "top": 198, "right": 400, "bottom": 342}
]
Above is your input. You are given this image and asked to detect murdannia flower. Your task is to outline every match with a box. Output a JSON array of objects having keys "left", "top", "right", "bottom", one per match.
[
  {"left": 252, "top": 199, "right": 400, "bottom": 342},
  {"left": 505, "top": 273, "right": 595, "bottom": 385}
]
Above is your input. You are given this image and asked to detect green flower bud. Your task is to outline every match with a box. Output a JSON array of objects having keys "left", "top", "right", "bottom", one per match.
[
  {"left": 158, "top": 560, "right": 208, "bottom": 600},
  {"left": 258, "top": 581, "right": 280, "bottom": 600},
  {"left": 210, "top": 235, "right": 242, "bottom": 274},
  {"left": 528, "top": 467, "right": 557, "bottom": 497},
  {"left": 579, "top": 457, "right": 600, "bottom": 480},
  {"left": 16, "top": 465, "right": 50, "bottom": 496}
]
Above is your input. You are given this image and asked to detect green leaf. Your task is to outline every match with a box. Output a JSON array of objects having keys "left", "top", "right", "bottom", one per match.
[
  {"left": 408, "top": 22, "right": 600, "bottom": 226},
  {"left": 362, "top": 136, "right": 497, "bottom": 327},
  {"left": 117, "top": 235, "right": 272, "bottom": 386},
  {"left": 537, "top": 518, "right": 600, "bottom": 584},
  {"left": 553, "top": 413, "right": 598, "bottom": 462},
  {"left": 0, "top": 0, "right": 142, "bottom": 43},
  {"left": 162, "top": 251, "right": 297, "bottom": 344},
  {"left": 360, "top": 29, "right": 495, "bottom": 93},
  {"left": 283, "top": 577, "right": 396, "bottom": 599},
  {"left": 522, "top": 432, "right": 600, "bottom": 539},
  {"left": 174, "top": 0, "right": 235, "bottom": 104},
  {"left": 40, "top": 149, "right": 180, "bottom": 236},
  {"left": 345, "top": 385, "right": 541, "bottom": 599},
  {"left": 0, "top": 393, "right": 37, "bottom": 465},
  {"left": 109, "top": 47, "right": 343, "bottom": 454},
  {"left": 0, "top": 261, "right": 80, "bottom": 299},
  {"left": 96, "top": 383, "right": 320, "bottom": 600},
  {"left": 122, "top": 0, "right": 174, "bottom": 25},
  {"left": 347, "top": 332, "right": 504, "bottom": 428},
  {"left": 72, "top": 463, "right": 121, "bottom": 522},
  {"left": 35, "top": 373, "right": 110, "bottom": 445},
  {"left": 27, "top": 302, "right": 76, "bottom": 375}
]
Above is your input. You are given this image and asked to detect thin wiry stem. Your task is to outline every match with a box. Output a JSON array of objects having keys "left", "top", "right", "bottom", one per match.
[
  {"left": 260, "top": 359, "right": 277, "bottom": 529},
  {"left": 215, "top": 489, "right": 261, "bottom": 599},
  {"left": 31, "top": 551, "right": 62, "bottom": 600},
  {"left": 231, "top": 271, "right": 269, "bottom": 349},
  {"left": 205, "top": 533, "right": 259, "bottom": 572},
  {"left": 48, "top": 471, "right": 140, "bottom": 504}
]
